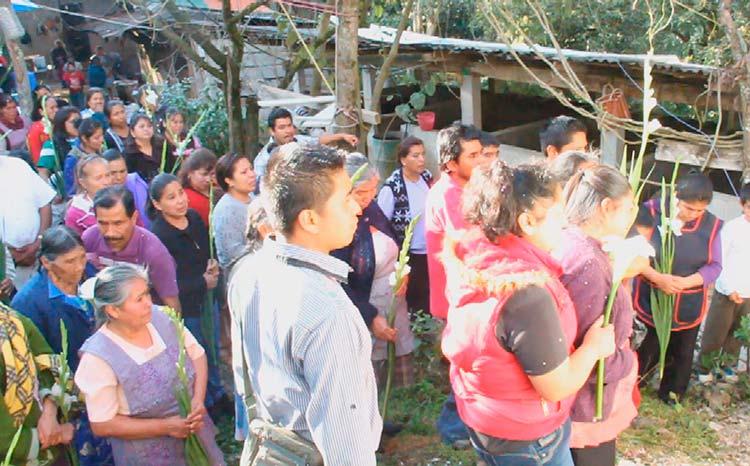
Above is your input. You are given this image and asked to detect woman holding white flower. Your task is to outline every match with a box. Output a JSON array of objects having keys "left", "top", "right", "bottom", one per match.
[
  {"left": 554, "top": 165, "right": 643, "bottom": 465},
  {"left": 634, "top": 171, "right": 723, "bottom": 404},
  {"left": 74, "top": 263, "right": 225, "bottom": 465},
  {"left": 441, "top": 160, "right": 615, "bottom": 465},
  {"left": 332, "top": 153, "right": 415, "bottom": 388}
]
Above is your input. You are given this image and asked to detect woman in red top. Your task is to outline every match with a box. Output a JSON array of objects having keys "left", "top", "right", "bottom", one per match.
[
  {"left": 441, "top": 160, "right": 615, "bottom": 465},
  {"left": 27, "top": 95, "right": 58, "bottom": 164},
  {"left": 178, "top": 148, "right": 217, "bottom": 226}
]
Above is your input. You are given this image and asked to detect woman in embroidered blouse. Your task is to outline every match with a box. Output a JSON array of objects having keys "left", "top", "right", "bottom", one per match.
[
  {"left": 553, "top": 165, "right": 641, "bottom": 466},
  {"left": 65, "top": 155, "right": 112, "bottom": 235},
  {"left": 332, "top": 153, "right": 415, "bottom": 387},
  {"left": 74, "top": 263, "right": 225, "bottom": 465}
]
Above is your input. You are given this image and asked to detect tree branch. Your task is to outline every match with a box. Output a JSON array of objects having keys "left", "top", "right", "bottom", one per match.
[
  {"left": 161, "top": 0, "right": 228, "bottom": 69},
  {"left": 370, "top": 0, "right": 415, "bottom": 112},
  {"left": 159, "top": 28, "right": 224, "bottom": 80},
  {"left": 227, "top": 1, "right": 267, "bottom": 27},
  {"left": 718, "top": 0, "right": 750, "bottom": 76},
  {"left": 279, "top": 28, "right": 335, "bottom": 89}
]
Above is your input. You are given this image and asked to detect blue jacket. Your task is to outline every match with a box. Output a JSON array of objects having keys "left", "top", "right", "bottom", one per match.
[
  {"left": 87, "top": 64, "right": 106, "bottom": 88},
  {"left": 11, "top": 268, "right": 97, "bottom": 371}
]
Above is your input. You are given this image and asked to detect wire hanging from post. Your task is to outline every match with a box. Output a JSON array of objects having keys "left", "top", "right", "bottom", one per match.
[{"left": 276, "top": 0, "right": 335, "bottom": 95}]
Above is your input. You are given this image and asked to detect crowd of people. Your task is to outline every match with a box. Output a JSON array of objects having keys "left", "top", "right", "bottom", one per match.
[{"left": 1, "top": 69, "right": 749, "bottom": 466}]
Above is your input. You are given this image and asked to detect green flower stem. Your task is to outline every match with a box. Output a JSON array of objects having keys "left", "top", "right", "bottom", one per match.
[
  {"left": 381, "top": 215, "right": 420, "bottom": 421},
  {"left": 164, "top": 307, "right": 211, "bottom": 465},
  {"left": 594, "top": 282, "right": 621, "bottom": 421}
]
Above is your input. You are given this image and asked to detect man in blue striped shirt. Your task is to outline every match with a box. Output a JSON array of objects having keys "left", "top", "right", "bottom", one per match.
[{"left": 229, "top": 145, "right": 382, "bottom": 465}]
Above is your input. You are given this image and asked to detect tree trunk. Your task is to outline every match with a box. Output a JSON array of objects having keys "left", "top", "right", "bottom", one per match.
[
  {"left": 225, "top": 58, "right": 247, "bottom": 155},
  {"left": 332, "top": 0, "right": 360, "bottom": 138},
  {"left": 718, "top": 0, "right": 750, "bottom": 183},
  {"left": 370, "top": 0, "right": 415, "bottom": 113},
  {"left": 0, "top": 0, "right": 32, "bottom": 116},
  {"left": 245, "top": 94, "right": 260, "bottom": 157},
  {"left": 311, "top": 0, "right": 335, "bottom": 96}
]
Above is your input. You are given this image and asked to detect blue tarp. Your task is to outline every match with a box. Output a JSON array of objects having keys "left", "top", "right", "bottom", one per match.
[{"left": 12, "top": 0, "right": 39, "bottom": 13}]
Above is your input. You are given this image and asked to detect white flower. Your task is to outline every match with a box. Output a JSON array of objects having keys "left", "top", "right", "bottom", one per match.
[
  {"left": 388, "top": 264, "right": 411, "bottom": 288},
  {"left": 50, "top": 383, "right": 63, "bottom": 398},
  {"left": 144, "top": 89, "right": 158, "bottom": 106},
  {"left": 64, "top": 394, "right": 78, "bottom": 409},
  {"left": 670, "top": 217, "right": 684, "bottom": 236},
  {"left": 657, "top": 215, "right": 684, "bottom": 237},
  {"left": 602, "top": 235, "right": 656, "bottom": 281},
  {"left": 645, "top": 118, "right": 662, "bottom": 133},
  {"left": 79, "top": 277, "right": 97, "bottom": 300}
]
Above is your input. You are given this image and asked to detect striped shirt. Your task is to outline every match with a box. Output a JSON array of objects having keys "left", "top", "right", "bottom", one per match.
[{"left": 228, "top": 237, "right": 382, "bottom": 465}]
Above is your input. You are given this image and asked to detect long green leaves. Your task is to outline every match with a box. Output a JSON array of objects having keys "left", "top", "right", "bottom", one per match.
[
  {"left": 2, "top": 425, "right": 23, "bottom": 466},
  {"left": 381, "top": 214, "right": 420, "bottom": 421},
  {"left": 163, "top": 307, "right": 211, "bottom": 465},
  {"left": 650, "top": 162, "right": 681, "bottom": 379},
  {"left": 595, "top": 283, "right": 621, "bottom": 420},
  {"left": 171, "top": 109, "right": 209, "bottom": 175},
  {"left": 56, "top": 321, "right": 79, "bottom": 466}
]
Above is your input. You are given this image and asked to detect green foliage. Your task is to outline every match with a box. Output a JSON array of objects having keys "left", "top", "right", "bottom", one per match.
[
  {"left": 395, "top": 75, "right": 438, "bottom": 122},
  {"left": 619, "top": 387, "right": 720, "bottom": 462},
  {"left": 158, "top": 81, "right": 230, "bottom": 156},
  {"left": 700, "top": 349, "right": 738, "bottom": 375},
  {"left": 370, "top": 0, "right": 748, "bottom": 68}
]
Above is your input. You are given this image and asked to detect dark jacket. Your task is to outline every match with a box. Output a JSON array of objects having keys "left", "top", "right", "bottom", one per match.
[
  {"left": 12, "top": 267, "right": 97, "bottom": 371},
  {"left": 124, "top": 137, "right": 175, "bottom": 183},
  {"left": 150, "top": 209, "right": 209, "bottom": 318},
  {"left": 331, "top": 202, "right": 398, "bottom": 328}
]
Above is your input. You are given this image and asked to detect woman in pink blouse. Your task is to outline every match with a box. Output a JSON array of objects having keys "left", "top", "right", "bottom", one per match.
[
  {"left": 553, "top": 165, "right": 641, "bottom": 466},
  {"left": 64, "top": 155, "right": 111, "bottom": 235}
]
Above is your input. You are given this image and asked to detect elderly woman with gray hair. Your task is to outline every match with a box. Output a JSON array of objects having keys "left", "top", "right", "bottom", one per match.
[
  {"left": 12, "top": 225, "right": 114, "bottom": 465},
  {"left": 331, "top": 153, "right": 415, "bottom": 390},
  {"left": 73, "top": 263, "right": 225, "bottom": 465}
]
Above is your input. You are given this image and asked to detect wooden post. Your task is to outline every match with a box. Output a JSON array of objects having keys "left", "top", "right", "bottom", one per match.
[
  {"left": 461, "top": 72, "right": 482, "bottom": 129},
  {"left": 600, "top": 126, "right": 625, "bottom": 168},
  {"left": 0, "top": 0, "right": 32, "bottom": 116},
  {"left": 332, "top": 0, "right": 361, "bottom": 138},
  {"left": 489, "top": 78, "right": 504, "bottom": 94},
  {"left": 362, "top": 68, "right": 375, "bottom": 110}
]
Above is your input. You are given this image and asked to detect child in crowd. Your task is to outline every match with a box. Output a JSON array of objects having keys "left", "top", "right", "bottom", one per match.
[
  {"left": 634, "top": 172, "right": 723, "bottom": 404},
  {"left": 698, "top": 183, "right": 750, "bottom": 381},
  {"left": 62, "top": 61, "right": 85, "bottom": 109}
]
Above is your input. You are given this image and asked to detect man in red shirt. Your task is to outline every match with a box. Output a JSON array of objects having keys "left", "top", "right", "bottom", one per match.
[{"left": 425, "top": 123, "right": 495, "bottom": 447}]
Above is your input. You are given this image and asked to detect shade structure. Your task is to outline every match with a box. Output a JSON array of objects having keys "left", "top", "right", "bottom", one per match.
[{"left": 11, "top": 0, "right": 39, "bottom": 12}]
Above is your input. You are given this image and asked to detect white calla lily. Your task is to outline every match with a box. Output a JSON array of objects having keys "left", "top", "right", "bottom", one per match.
[{"left": 602, "top": 235, "right": 656, "bottom": 282}]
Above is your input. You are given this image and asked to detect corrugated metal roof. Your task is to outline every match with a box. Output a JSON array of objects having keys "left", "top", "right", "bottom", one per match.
[{"left": 356, "top": 25, "right": 721, "bottom": 77}]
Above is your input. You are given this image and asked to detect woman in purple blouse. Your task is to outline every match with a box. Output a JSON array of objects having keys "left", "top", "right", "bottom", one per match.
[{"left": 554, "top": 165, "right": 640, "bottom": 466}]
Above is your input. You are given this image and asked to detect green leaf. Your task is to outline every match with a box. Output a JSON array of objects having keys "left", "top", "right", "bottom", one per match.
[
  {"left": 395, "top": 103, "right": 413, "bottom": 122},
  {"left": 422, "top": 80, "right": 436, "bottom": 97},
  {"left": 409, "top": 92, "right": 426, "bottom": 111},
  {"left": 350, "top": 163, "right": 369, "bottom": 186}
]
